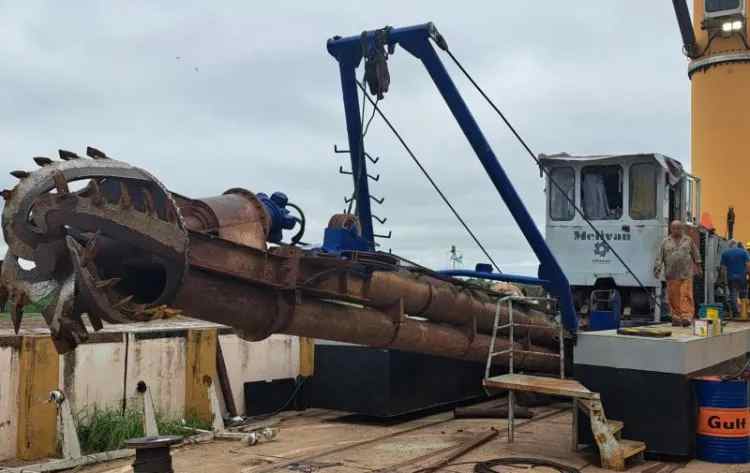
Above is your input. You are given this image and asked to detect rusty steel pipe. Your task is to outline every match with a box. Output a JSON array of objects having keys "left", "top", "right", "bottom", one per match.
[
  {"left": 174, "top": 189, "right": 270, "bottom": 250},
  {"left": 173, "top": 267, "right": 560, "bottom": 373},
  {"left": 294, "top": 265, "right": 558, "bottom": 344},
  {"left": 186, "top": 235, "right": 558, "bottom": 344},
  {"left": 364, "top": 271, "right": 559, "bottom": 344}
]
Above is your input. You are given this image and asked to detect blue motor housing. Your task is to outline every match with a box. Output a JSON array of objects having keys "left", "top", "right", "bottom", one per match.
[
  {"left": 321, "top": 227, "right": 371, "bottom": 253},
  {"left": 257, "top": 192, "right": 297, "bottom": 243}
]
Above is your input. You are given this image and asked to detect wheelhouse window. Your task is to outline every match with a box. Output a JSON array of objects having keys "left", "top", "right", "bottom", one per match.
[
  {"left": 581, "top": 165, "right": 622, "bottom": 220},
  {"left": 705, "top": 0, "right": 741, "bottom": 13},
  {"left": 549, "top": 167, "right": 575, "bottom": 221},
  {"left": 629, "top": 163, "right": 658, "bottom": 220}
]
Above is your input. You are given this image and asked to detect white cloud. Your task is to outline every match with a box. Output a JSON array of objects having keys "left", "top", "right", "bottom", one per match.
[{"left": 0, "top": 1, "right": 690, "bottom": 276}]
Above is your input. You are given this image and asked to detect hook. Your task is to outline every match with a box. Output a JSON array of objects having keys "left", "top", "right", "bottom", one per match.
[
  {"left": 373, "top": 215, "right": 388, "bottom": 224},
  {"left": 333, "top": 145, "right": 379, "bottom": 164},
  {"left": 374, "top": 231, "right": 392, "bottom": 239},
  {"left": 370, "top": 195, "right": 385, "bottom": 204}
]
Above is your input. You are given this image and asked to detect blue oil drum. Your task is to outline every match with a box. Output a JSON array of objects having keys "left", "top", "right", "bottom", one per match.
[{"left": 695, "top": 376, "right": 750, "bottom": 463}]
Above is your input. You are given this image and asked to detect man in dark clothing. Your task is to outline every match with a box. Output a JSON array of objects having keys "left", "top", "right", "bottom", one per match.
[{"left": 720, "top": 241, "right": 750, "bottom": 317}]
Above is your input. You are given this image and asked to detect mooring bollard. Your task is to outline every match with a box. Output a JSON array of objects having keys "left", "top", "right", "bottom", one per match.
[{"left": 125, "top": 435, "right": 182, "bottom": 473}]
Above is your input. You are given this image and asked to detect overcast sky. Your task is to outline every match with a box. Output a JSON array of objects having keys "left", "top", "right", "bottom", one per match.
[{"left": 0, "top": 2, "right": 691, "bottom": 274}]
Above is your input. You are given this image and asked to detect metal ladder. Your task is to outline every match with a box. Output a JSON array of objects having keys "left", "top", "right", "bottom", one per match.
[
  {"left": 484, "top": 295, "right": 564, "bottom": 443},
  {"left": 483, "top": 296, "right": 646, "bottom": 471}
]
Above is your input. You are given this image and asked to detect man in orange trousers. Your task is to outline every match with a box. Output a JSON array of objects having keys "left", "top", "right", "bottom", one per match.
[{"left": 654, "top": 221, "right": 702, "bottom": 326}]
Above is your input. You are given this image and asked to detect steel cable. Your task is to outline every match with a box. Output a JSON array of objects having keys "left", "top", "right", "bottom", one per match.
[
  {"left": 355, "top": 80, "right": 502, "bottom": 273},
  {"left": 346, "top": 70, "right": 376, "bottom": 215},
  {"left": 441, "top": 47, "right": 663, "bottom": 312}
]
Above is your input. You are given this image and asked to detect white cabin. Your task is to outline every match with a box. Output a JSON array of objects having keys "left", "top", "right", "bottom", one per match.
[{"left": 540, "top": 153, "right": 703, "bottom": 318}]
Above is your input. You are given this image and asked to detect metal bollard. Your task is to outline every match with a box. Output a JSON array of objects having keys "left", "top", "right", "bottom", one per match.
[{"left": 125, "top": 436, "right": 182, "bottom": 473}]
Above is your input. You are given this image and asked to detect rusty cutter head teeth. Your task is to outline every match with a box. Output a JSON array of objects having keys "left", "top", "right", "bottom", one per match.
[
  {"left": 33, "top": 157, "right": 54, "bottom": 167},
  {"left": 0, "top": 284, "right": 8, "bottom": 311},
  {"left": 86, "top": 146, "right": 108, "bottom": 159},
  {"left": 58, "top": 149, "right": 80, "bottom": 161},
  {"left": 10, "top": 170, "right": 30, "bottom": 179},
  {"left": 10, "top": 299, "right": 24, "bottom": 334},
  {"left": 1, "top": 150, "right": 189, "bottom": 352}
]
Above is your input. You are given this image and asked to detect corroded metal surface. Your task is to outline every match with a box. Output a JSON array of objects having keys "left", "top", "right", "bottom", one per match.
[
  {"left": 2, "top": 149, "right": 188, "bottom": 351},
  {"left": 175, "top": 188, "right": 270, "bottom": 249},
  {"left": 1, "top": 150, "right": 563, "bottom": 373}
]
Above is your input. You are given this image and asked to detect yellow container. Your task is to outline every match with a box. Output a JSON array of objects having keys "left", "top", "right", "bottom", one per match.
[
  {"left": 706, "top": 307, "right": 720, "bottom": 321},
  {"left": 712, "top": 319, "right": 723, "bottom": 337}
]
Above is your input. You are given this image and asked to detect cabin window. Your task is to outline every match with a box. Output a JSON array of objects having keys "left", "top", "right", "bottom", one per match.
[
  {"left": 581, "top": 165, "right": 622, "bottom": 220},
  {"left": 629, "top": 163, "right": 658, "bottom": 220},
  {"left": 705, "top": 0, "right": 741, "bottom": 13},
  {"left": 549, "top": 167, "right": 575, "bottom": 221}
]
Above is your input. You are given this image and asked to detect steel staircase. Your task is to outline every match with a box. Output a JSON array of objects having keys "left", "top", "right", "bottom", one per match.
[{"left": 483, "top": 296, "right": 646, "bottom": 471}]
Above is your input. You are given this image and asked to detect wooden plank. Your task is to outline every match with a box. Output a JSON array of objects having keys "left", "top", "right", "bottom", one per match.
[
  {"left": 3, "top": 448, "right": 134, "bottom": 472},
  {"left": 243, "top": 417, "right": 454, "bottom": 473},
  {"left": 453, "top": 404, "right": 534, "bottom": 419},
  {"left": 483, "top": 374, "right": 598, "bottom": 399},
  {"left": 620, "top": 439, "right": 646, "bottom": 459},
  {"left": 405, "top": 430, "right": 498, "bottom": 473},
  {"left": 16, "top": 336, "right": 59, "bottom": 460},
  {"left": 184, "top": 329, "right": 218, "bottom": 424},
  {"left": 608, "top": 419, "right": 624, "bottom": 436},
  {"left": 298, "top": 337, "right": 315, "bottom": 377}
]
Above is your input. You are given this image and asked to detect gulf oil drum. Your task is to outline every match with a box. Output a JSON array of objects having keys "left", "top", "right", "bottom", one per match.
[{"left": 695, "top": 376, "right": 750, "bottom": 463}]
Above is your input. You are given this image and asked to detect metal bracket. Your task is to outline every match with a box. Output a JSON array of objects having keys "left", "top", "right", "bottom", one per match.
[
  {"left": 206, "top": 377, "right": 226, "bottom": 433},
  {"left": 136, "top": 381, "right": 160, "bottom": 437},
  {"left": 50, "top": 389, "right": 82, "bottom": 460},
  {"left": 334, "top": 145, "right": 380, "bottom": 164}
]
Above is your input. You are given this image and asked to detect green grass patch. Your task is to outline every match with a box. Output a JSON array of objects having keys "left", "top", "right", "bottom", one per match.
[
  {"left": 2, "top": 293, "right": 53, "bottom": 314},
  {"left": 75, "top": 406, "right": 211, "bottom": 454}
]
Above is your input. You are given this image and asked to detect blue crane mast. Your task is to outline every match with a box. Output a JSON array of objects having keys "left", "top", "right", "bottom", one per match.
[{"left": 327, "top": 23, "right": 578, "bottom": 334}]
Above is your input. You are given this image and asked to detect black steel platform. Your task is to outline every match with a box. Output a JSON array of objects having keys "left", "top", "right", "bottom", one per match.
[{"left": 305, "top": 343, "right": 488, "bottom": 417}]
